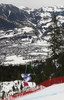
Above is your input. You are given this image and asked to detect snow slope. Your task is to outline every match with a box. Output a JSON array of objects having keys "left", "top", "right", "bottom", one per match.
[{"left": 15, "top": 83, "right": 64, "bottom": 100}]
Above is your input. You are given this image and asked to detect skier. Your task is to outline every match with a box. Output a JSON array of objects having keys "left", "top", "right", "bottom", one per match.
[
  {"left": 21, "top": 73, "right": 33, "bottom": 82},
  {"left": 21, "top": 73, "right": 33, "bottom": 87}
]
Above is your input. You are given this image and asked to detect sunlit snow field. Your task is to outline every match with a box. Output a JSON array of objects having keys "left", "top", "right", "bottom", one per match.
[{"left": 15, "top": 83, "right": 64, "bottom": 100}]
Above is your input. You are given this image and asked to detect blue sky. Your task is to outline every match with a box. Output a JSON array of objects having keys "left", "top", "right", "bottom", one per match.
[{"left": 0, "top": 0, "right": 64, "bottom": 8}]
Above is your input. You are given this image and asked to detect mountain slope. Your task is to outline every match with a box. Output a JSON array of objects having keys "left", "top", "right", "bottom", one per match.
[
  {"left": 0, "top": 4, "right": 29, "bottom": 30},
  {"left": 0, "top": 16, "right": 17, "bottom": 30},
  {"left": 0, "top": 4, "right": 64, "bottom": 64},
  {"left": 0, "top": 4, "right": 64, "bottom": 32}
]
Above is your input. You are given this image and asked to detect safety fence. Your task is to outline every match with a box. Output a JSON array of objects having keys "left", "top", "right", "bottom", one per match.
[
  {"left": 40, "top": 76, "right": 64, "bottom": 87},
  {"left": 1, "top": 76, "right": 64, "bottom": 100}
]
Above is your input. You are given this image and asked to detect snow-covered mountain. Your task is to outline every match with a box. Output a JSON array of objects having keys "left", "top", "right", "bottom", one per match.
[
  {"left": 0, "top": 4, "right": 64, "bottom": 32},
  {"left": 0, "top": 4, "right": 64, "bottom": 65},
  {"left": 0, "top": 3, "right": 29, "bottom": 30}
]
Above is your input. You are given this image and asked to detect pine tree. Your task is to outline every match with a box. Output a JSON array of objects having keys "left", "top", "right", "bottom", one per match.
[
  {"left": 43, "top": 58, "right": 55, "bottom": 81},
  {"left": 48, "top": 15, "right": 64, "bottom": 68}
]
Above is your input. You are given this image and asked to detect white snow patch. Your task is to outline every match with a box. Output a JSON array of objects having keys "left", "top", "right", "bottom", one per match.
[
  {"left": 30, "top": 52, "right": 47, "bottom": 56},
  {"left": 33, "top": 40, "right": 48, "bottom": 46},
  {"left": 42, "top": 22, "right": 51, "bottom": 28},
  {"left": 8, "top": 10, "right": 11, "bottom": 16},
  {"left": 12, "top": 44, "right": 18, "bottom": 47},
  {"left": 5, "top": 55, "right": 32, "bottom": 65},
  {"left": 40, "top": 12, "right": 51, "bottom": 18},
  {"left": 19, "top": 6, "right": 26, "bottom": 9},
  {"left": 22, "top": 27, "right": 33, "bottom": 33},
  {"left": 57, "top": 15, "right": 64, "bottom": 23}
]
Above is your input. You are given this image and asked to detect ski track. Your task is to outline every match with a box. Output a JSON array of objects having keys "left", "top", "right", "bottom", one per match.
[
  {"left": 15, "top": 83, "right": 64, "bottom": 100},
  {"left": 23, "top": 92, "right": 64, "bottom": 100}
]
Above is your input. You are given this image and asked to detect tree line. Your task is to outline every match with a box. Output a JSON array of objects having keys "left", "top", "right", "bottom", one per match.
[{"left": 43, "top": 15, "right": 64, "bottom": 81}]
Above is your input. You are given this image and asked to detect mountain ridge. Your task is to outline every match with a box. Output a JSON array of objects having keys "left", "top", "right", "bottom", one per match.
[{"left": 0, "top": 4, "right": 64, "bottom": 30}]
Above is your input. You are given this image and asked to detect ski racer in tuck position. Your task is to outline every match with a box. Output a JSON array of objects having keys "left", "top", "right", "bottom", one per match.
[{"left": 21, "top": 73, "right": 33, "bottom": 87}]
